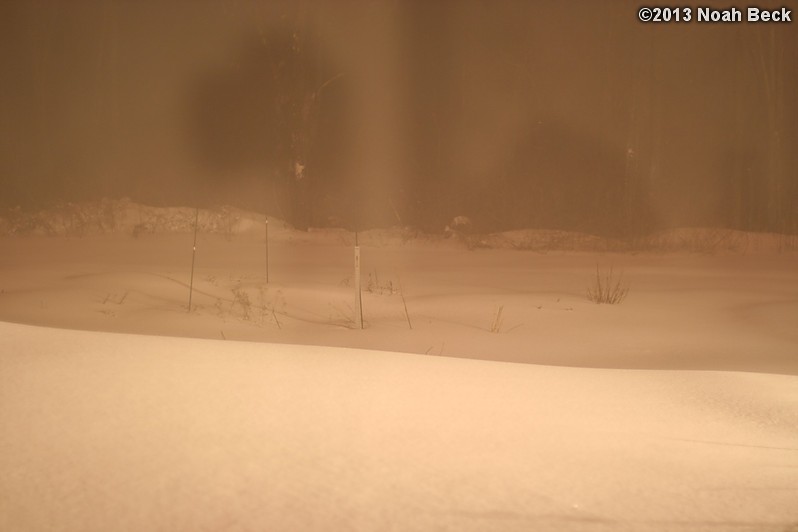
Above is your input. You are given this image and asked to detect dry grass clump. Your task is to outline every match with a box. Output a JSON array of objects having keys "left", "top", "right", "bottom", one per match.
[
  {"left": 490, "top": 305, "right": 504, "bottom": 333},
  {"left": 587, "top": 265, "right": 629, "bottom": 305},
  {"left": 366, "top": 270, "right": 398, "bottom": 295}
]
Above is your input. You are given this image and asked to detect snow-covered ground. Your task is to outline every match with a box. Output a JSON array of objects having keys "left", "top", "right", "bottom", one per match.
[{"left": 1, "top": 202, "right": 797, "bottom": 531}]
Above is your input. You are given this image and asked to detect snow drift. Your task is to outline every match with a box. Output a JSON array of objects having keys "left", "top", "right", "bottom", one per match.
[{"left": 1, "top": 321, "right": 797, "bottom": 531}]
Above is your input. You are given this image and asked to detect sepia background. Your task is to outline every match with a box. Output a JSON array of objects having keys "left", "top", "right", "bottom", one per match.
[{"left": 1, "top": 0, "right": 796, "bottom": 235}]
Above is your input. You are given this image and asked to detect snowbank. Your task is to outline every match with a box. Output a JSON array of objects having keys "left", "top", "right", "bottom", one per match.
[
  {"left": 3, "top": 199, "right": 796, "bottom": 253},
  {"left": 1, "top": 321, "right": 797, "bottom": 531}
]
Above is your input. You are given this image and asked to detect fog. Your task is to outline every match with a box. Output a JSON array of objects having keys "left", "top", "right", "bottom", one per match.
[
  {"left": 2, "top": 3, "right": 798, "bottom": 528},
  {"left": 1, "top": 0, "right": 795, "bottom": 235}
]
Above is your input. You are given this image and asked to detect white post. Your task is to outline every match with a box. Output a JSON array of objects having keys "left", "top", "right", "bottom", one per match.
[
  {"left": 188, "top": 207, "right": 199, "bottom": 312},
  {"left": 266, "top": 214, "right": 269, "bottom": 284},
  {"left": 354, "top": 232, "right": 363, "bottom": 329}
]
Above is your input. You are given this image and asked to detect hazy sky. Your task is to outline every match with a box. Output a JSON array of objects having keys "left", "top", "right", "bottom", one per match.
[{"left": 1, "top": 0, "right": 795, "bottom": 234}]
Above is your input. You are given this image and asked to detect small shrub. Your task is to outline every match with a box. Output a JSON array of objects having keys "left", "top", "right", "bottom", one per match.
[
  {"left": 587, "top": 265, "right": 629, "bottom": 305},
  {"left": 366, "top": 270, "right": 397, "bottom": 295},
  {"left": 231, "top": 285, "right": 252, "bottom": 320},
  {"left": 257, "top": 286, "right": 286, "bottom": 329}
]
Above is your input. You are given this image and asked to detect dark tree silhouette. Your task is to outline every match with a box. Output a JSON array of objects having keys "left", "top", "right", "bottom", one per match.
[{"left": 187, "top": 19, "right": 347, "bottom": 229}]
